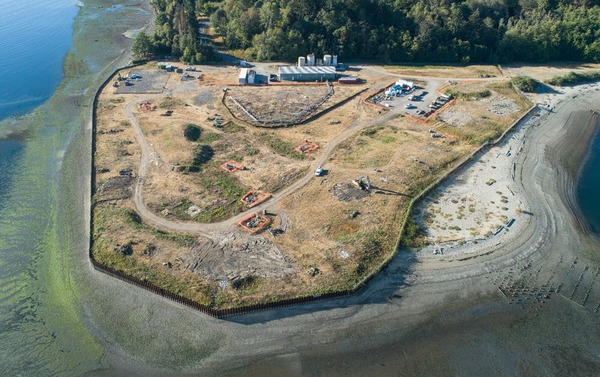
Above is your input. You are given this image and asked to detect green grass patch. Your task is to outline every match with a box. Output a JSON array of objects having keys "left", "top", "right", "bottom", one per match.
[
  {"left": 257, "top": 132, "right": 305, "bottom": 160},
  {"left": 439, "top": 122, "right": 503, "bottom": 145},
  {"left": 223, "top": 122, "right": 246, "bottom": 133},
  {"left": 93, "top": 250, "right": 212, "bottom": 305},
  {"left": 202, "top": 133, "right": 221, "bottom": 143},
  {"left": 443, "top": 87, "right": 491, "bottom": 100},
  {"left": 159, "top": 96, "right": 183, "bottom": 108},
  {"left": 190, "top": 162, "right": 248, "bottom": 223},
  {"left": 545, "top": 71, "right": 600, "bottom": 86},
  {"left": 400, "top": 218, "right": 427, "bottom": 248},
  {"left": 380, "top": 136, "right": 397, "bottom": 144}
]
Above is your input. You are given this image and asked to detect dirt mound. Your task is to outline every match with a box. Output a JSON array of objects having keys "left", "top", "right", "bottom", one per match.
[{"left": 184, "top": 231, "right": 295, "bottom": 281}]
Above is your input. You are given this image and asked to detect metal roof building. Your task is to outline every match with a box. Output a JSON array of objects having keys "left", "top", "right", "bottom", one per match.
[{"left": 278, "top": 66, "right": 336, "bottom": 82}]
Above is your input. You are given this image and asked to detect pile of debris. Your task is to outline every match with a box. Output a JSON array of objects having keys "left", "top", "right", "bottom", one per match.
[
  {"left": 220, "top": 160, "right": 244, "bottom": 173},
  {"left": 295, "top": 140, "right": 319, "bottom": 154},
  {"left": 330, "top": 176, "right": 372, "bottom": 202}
]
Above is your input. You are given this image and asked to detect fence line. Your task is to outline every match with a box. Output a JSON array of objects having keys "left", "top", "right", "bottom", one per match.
[{"left": 90, "top": 63, "right": 537, "bottom": 319}]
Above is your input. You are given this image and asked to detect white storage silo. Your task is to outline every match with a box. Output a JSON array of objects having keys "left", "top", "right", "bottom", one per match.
[
  {"left": 316, "top": 58, "right": 323, "bottom": 66},
  {"left": 332, "top": 55, "right": 338, "bottom": 66},
  {"left": 298, "top": 56, "right": 306, "bottom": 67},
  {"left": 324, "top": 54, "right": 332, "bottom": 66},
  {"left": 307, "top": 53, "right": 316, "bottom": 66}
]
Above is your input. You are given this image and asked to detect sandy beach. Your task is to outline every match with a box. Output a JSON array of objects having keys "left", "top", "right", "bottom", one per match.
[{"left": 414, "top": 82, "right": 600, "bottom": 261}]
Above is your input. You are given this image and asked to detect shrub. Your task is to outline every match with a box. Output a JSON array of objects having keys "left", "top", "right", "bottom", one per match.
[
  {"left": 183, "top": 124, "right": 202, "bottom": 141},
  {"left": 511, "top": 75, "right": 539, "bottom": 92},
  {"left": 545, "top": 71, "right": 600, "bottom": 86}
]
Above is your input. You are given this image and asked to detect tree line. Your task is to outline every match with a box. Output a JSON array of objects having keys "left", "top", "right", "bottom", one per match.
[
  {"left": 209, "top": 0, "right": 600, "bottom": 63},
  {"left": 133, "top": 0, "right": 600, "bottom": 64}
]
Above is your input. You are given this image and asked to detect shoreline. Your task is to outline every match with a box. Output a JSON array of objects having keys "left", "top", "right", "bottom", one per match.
[
  {"left": 84, "top": 86, "right": 600, "bottom": 375},
  {"left": 572, "top": 113, "right": 600, "bottom": 240},
  {"left": 3, "top": 0, "right": 598, "bottom": 374},
  {"left": 23, "top": 0, "right": 600, "bottom": 372},
  {"left": 415, "top": 83, "right": 600, "bottom": 261},
  {"left": 64, "top": 5, "right": 600, "bottom": 369},
  {"left": 76, "top": 29, "right": 600, "bottom": 376}
]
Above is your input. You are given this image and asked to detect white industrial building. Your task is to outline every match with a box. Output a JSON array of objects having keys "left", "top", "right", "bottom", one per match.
[
  {"left": 239, "top": 68, "right": 256, "bottom": 84},
  {"left": 239, "top": 68, "right": 268, "bottom": 85},
  {"left": 278, "top": 66, "right": 337, "bottom": 82}
]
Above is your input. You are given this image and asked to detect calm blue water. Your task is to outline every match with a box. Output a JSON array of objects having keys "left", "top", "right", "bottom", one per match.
[
  {"left": 577, "top": 125, "right": 600, "bottom": 236},
  {"left": 0, "top": 1, "right": 77, "bottom": 121}
]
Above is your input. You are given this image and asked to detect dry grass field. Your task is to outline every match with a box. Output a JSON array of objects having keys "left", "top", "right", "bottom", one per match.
[
  {"left": 91, "top": 62, "right": 531, "bottom": 309},
  {"left": 386, "top": 64, "right": 503, "bottom": 79}
]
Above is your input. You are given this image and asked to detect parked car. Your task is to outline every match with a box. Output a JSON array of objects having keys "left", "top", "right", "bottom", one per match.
[
  {"left": 185, "top": 66, "right": 196, "bottom": 71},
  {"left": 130, "top": 74, "right": 140, "bottom": 79}
]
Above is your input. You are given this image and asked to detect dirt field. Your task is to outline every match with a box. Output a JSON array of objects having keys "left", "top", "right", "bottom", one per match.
[
  {"left": 91, "top": 62, "right": 531, "bottom": 309},
  {"left": 386, "top": 64, "right": 503, "bottom": 79},
  {"left": 504, "top": 63, "right": 600, "bottom": 81}
]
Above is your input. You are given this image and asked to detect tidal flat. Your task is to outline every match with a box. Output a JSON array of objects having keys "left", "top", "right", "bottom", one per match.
[{"left": 2, "top": 0, "right": 600, "bottom": 375}]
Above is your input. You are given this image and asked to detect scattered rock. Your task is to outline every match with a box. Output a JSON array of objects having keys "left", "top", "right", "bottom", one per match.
[
  {"left": 119, "top": 168, "right": 133, "bottom": 176},
  {"left": 115, "top": 242, "right": 133, "bottom": 256},
  {"left": 184, "top": 231, "right": 295, "bottom": 281},
  {"left": 142, "top": 244, "right": 156, "bottom": 256},
  {"left": 186, "top": 205, "right": 201, "bottom": 217}
]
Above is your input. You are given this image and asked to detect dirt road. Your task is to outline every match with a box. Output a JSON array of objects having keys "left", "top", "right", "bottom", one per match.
[{"left": 125, "top": 84, "right": 408, "bottom": 236}]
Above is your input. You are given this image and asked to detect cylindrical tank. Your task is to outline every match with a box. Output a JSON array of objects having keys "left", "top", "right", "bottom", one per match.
[
  {"left": 298, "top": 56, "right": 306, "bottom": 67},
  {"left": 332, "top": 55, "right": 338, "bottom": 66},
  {"left": 324, "top": 54, "right": 332, "bottom": 66},
  {"left": 316, "top": 58, "right": 323, "bottom": 66},
  {"left": 307, "top": 53, "right": 316, "bottom": 66}
]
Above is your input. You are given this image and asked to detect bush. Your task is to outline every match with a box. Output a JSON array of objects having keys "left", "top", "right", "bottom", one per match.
[
  {"left": 401, "top": 218, "right": 426, "bottom": 248},
  {"left": 511, "top": 75, "right": 539, "bottom": 92},
  {"left": 183, "top": 124, "right": 202, "bottom": 141},
  {"left": 545, "top": 71, "right": 600, "bottom": 86},
  {"left": 192, "top": 145, "right": 214, "bottom": 166}
]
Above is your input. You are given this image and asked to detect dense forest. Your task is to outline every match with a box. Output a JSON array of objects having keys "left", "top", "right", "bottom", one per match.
[
  {"left": 133, "top": 0, "right": 218, "bottom": 63},
  {"left": 135, "top": 0, "right": 600, "bottom": 64}
]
